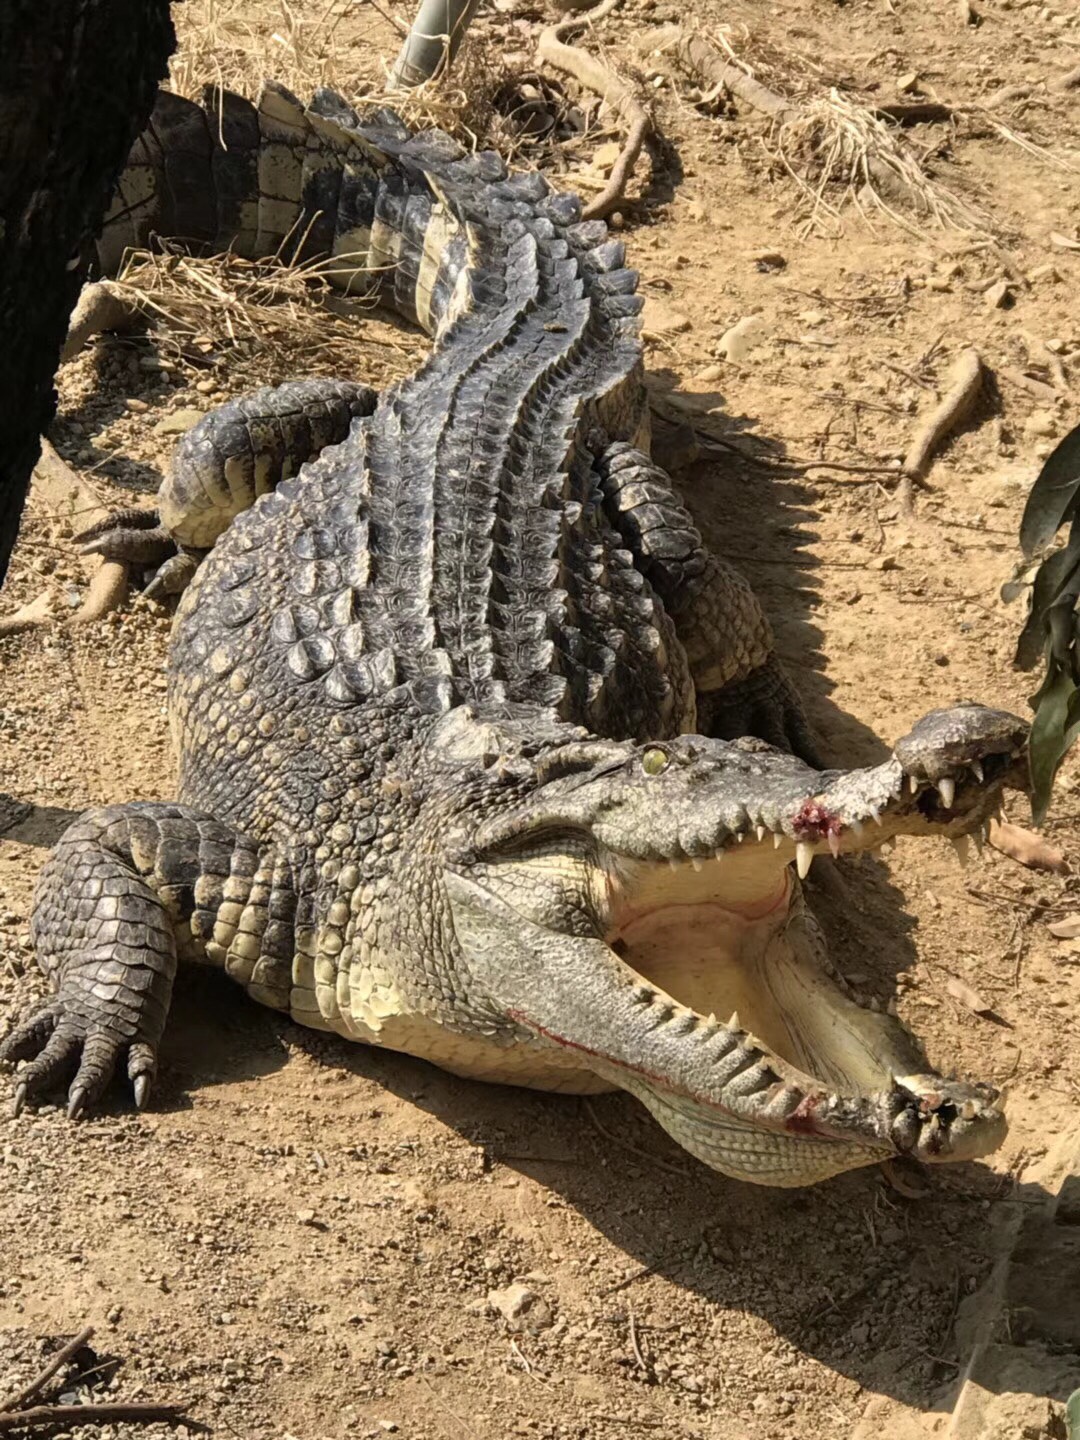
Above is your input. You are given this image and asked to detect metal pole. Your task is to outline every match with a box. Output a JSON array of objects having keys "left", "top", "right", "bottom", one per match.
[{"left": 388, "top": 0, "right": 481, "bottom": 89}]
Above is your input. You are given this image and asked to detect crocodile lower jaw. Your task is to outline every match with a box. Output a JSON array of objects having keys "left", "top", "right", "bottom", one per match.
[{"left": 575, "top": 842, "right": 1008, "bottom": 1185}]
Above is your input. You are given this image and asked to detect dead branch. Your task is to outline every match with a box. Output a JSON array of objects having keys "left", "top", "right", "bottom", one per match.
[
  {"left": 0, "top": 1327, "right": 94, "bottom": 1414},
  {"left": 1052, "top": 63, "right": 1080, "bottom": 94},
  {"left": 647, "top": 26, "right": 796, "bottom": 121},
  {"left": 538, "top": 0, "right": 651, "bottom": 220},
  {"left": 989, "top": 819, "right": 1068, "bottom": 875},
  {"left": 902, "top": 348, "right": 984, "bottom": 482}
]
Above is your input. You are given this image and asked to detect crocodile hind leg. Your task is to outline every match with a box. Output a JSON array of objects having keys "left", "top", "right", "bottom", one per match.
[
  {"left": 596, "top": 442, "right": 821, "bottom": 763},
  {"left": 78, "top": 377, "right": 379, "bottom": 598},
  {"left": 0, "top": 802, "right": 279, "bottom": 1116}
]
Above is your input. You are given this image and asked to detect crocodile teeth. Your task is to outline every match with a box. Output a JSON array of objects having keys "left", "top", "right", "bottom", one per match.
[
  {"left": 714, "top": 847, "right": 725, "bottom": 862},
  {"left": 827, "top": 831, "right": 841, "bottom": 858},
  {"left": 668, "top": 858, "right": 680, "bottom": 871},
  {"left": 850, "top": 818, "right": 864, "bottom": 838},
  {"left": 690, "top": 856, "right": 704, "bottom": 872},
  {"left": 869, "top": 806, "right": 883, "bottom": 826},
  {"left": 950, "top": 834, "right": 973, "bottom": 867},
  {"left": 735, "top": 831, "right": 745, "bottom": 844},
  {"left": 971, "top": 759, "right": 984, "bottom": 784},
  {"left": 960, "top": 1099, "right": 977, "bottom": 1121},
  {"left": 756, "top": 825, "right": 767, "bottom": 842},
  {"left": 795, "top": 841, "right": 815, "bottom": 879},
  {"left": 908, "top": 774, "right": 919, "bottom": 795},
  {"left": 726, "top": 1010, "right": 741, "bottom": 1031},
  {"left": 938, "top": 776, "right": 956, "bottom": 808},
  {"left": 773, "top": 833, "right": 783, "bottom": 850}
]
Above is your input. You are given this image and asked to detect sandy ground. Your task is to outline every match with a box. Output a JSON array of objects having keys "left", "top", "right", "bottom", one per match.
[{"left": 2, "top": 0, "right": 1080, "bottom": 1435}]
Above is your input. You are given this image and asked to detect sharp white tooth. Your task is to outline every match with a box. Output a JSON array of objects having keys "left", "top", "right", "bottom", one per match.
[
  {"left": 690, "top": 856, "right": 703, "bottom": 872},
  {"left": 668, "top": 857, "right": 680, "bottom": 871},
  {"left": 908, "top": 774, "right": 919, "bottom": 795},
  {"left": 756, "top": 825, "right": 767, "bottom": 842},
  {"left": 938, "top": 776, "right": 955, "bottom": 808},
  {"left": 950, "top": 834, "right": 973, "bottom": 867},
  {"left": 828, "top": 831, "right": 841, "bottom": 858},
  {"left": 735, "top": 831, "right": 745, "bottom": 843},
  {"left": 971, "top": 759, "right": 984, "bottom": 784},
  {"left": 795, "top": 841, "right": 815, "bottom": 879},
  {"left": 870, "top": 806, "right": 883, "bottom": 826},
  {"left": 850, "top": 818, "right": 864, "bottom": 838},
  {"left": 726, "top": 1010, "right": 741, "bottom": 1032},
  {"left": 773, "top": 833, "right": 783, "bottom": 850},
  {"left": 714, "top": 847, "right": 725, "bottom": 861}
]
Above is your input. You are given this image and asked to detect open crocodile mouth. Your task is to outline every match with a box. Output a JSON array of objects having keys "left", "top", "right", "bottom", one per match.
[{"left": 449, "top": 706, "right": 1028, "bottom": 1187}]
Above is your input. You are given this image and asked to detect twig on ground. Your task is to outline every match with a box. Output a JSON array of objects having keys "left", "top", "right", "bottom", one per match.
[
  {"left": 899, "top": 348, "right": 984, "bottom": 511},
  {"left": 0, "top": 1402, "right": 189, "bottom": 1432},
  {"left": 0, "top": 441, "right": 129, "bottom": 635},
  {"left": 0, "top": 1324, "right": 193, "bottom": 1434},
  {"left": 538, "top": 0, "right": 651, "bottom": 220},
  {"left": 0, "top": 1327, "right": 94, "bottom": 1414},
  {"left": 1052, "top": 63, "right": 1080, "bottom": 93},
  {"left": 998, "top": 366, "right": 1060, "bottom": 403}
]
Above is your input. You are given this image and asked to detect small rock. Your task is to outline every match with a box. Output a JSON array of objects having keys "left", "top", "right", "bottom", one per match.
[
  {"left": 896, "top": 72, "right": 920, "bottom": 94},
  {"left": 641, "top": 296, "right": 692, "bottom": 338},
  {"left": 715, "top": 314, "right": 766, "bottom": 363},
  {"left": 984, "top": 278, "right": 1013, "bottom": 309},
  {"left": 850, "top": 1322, "right": 870, "bottom": 1345},
  {"left": 1026, "top": 410, "right": 1058, "bottom": 438},
  {"left": 591, "top": 141, "right": 623, "bottom": 172},
  {"left": 487, "top": 1282, "right": 554, "bottom": 1333},
  {"left": 295, "top": 1208, "right": 317, "bottom": 1225},
  {"left": 694, "top": 363, "right": 724, "bottom": 383},
  {"left": 750, "top": 249, "right": 786, "bottom": 271},
  {"left": 125, "top": 397, "right": 149, "bottom": 413},
  {"left": 872, "top": 554, "right": 899, "bottom": 571},
  {"left": 195, "top": 378, "right": 218, "bottom": 394},
  {"left": 154, "top": 408, "right": 205, "bottom": 437}
]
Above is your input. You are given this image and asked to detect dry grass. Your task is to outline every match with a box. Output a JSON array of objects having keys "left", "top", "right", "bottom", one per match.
[
  {"left": 664, "top": 21, "right": 1073, "bottom": 239},
  {"left": 170, "top": 0, "right": 517, "bottom": 149},
  {"left": 769, "top": 93, "right": 987, "bottom": 239},
  {"left": 110, "top": 247, "right": 424, "bottom": 384}
]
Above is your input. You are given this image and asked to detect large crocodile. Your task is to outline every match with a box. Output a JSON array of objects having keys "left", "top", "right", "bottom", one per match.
[{"left": 1, "top": 82, "right": 1029, "bottom": 1186}]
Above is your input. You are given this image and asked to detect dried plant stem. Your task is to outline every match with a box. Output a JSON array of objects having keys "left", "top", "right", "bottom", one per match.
[
  {"left": 0, "top": 1327, "right": 94, "bottom": 1413},
  {"left": 538, "top": 0, "right": 651, "bottom": 220}
]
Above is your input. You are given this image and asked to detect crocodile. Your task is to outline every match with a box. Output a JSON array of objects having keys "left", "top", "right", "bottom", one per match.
[{"left": 0, "top": 81, "right": 1030, "bottom": 1187}]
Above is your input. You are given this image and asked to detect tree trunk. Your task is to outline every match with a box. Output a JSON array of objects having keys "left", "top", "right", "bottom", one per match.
[{"left": 0, "top": 1, "right": 175, "bottom": 591}]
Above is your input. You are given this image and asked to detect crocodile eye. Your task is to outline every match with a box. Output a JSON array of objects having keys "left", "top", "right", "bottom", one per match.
[{"left": 641, "top": 747, "right": 669, "bottom": 776}]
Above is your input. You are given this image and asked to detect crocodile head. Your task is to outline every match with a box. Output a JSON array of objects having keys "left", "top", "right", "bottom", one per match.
[{"left": 441, "top": 703, "right": 1028, "bottom": 1186}]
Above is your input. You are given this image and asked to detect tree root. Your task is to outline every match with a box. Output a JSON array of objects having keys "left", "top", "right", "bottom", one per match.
[
  {"left": 538, "top": 0, "right": 651, "bottom": 221},
  {"left": 0, "top": 440, "right": 129, "bottom": 636}
]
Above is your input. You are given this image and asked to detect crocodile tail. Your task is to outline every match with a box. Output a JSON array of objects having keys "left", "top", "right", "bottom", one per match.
[{"left": 94, "top": 79, "right": 474, "bottom": 339}]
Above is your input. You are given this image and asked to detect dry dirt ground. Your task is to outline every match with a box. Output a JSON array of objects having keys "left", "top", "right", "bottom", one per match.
[{"left": 2, "top": 0, "right": 1080, "bottom": 1436}]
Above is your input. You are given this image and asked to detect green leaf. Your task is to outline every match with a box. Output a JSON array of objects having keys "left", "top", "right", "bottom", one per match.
[
  {"left": 1014, "top": 543, "right": 1080, "bottom": 671},
  {"left": 1029, "top": 660, "right": 1080, "bottom": 825},
  {"left": 1019, "top": 422, "right": 1080, "bottom": 558},
  {"left": 1065, "top": 1387, "right": 1080, "bottom": 1440}
]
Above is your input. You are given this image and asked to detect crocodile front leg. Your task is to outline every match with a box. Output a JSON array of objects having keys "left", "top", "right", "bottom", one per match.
[
  {"left": 78, "top": 377, "right": 379, "bottom": 598},
  {"left": 596, "top": 442, "right": 821, "bottom": 763},
  {"left": 0, "top": 802, "right": 284, "bottom": 1116}
]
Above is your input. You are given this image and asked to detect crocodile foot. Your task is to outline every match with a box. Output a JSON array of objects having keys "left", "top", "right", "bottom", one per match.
[{"left": 75, "top": 508, "right": 197, "bottom": 600}]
